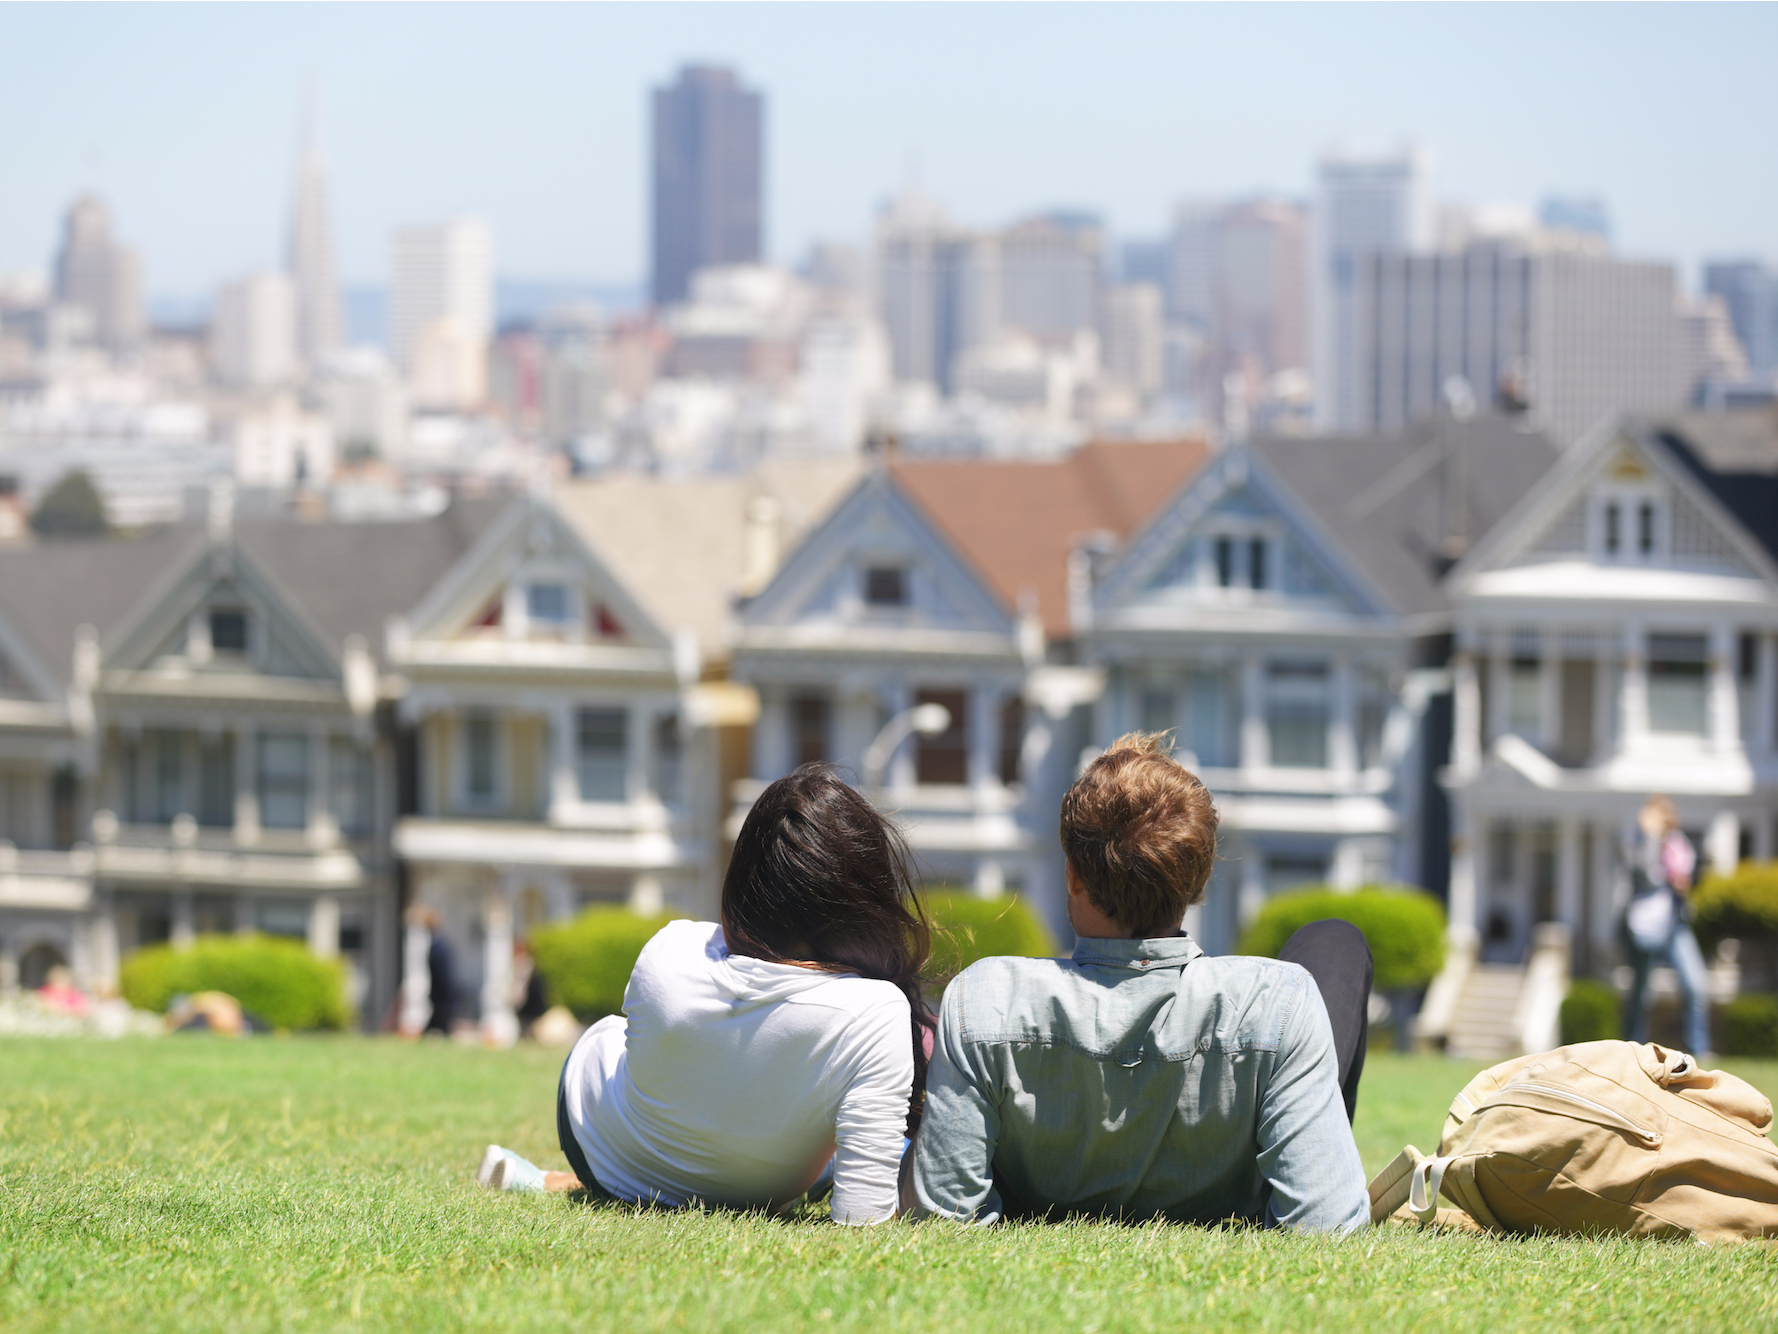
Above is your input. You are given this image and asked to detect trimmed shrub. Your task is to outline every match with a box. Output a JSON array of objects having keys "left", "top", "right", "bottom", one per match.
[
  {"left": 120, "top": 934, "right": 348, "bottom": 1030},
  {"left": 1238, "top": 885, "right": 1446, "bottom": 992},
  {"left": 924, "top": 891, "right": 1059, "bottom": 986},
  {"left": 1692, "top": 862, "right": 1778, "bottom": 951},
  {"left": 530, "top": 907, "right": 680, "bottom": 1022},
  {"left": 1560, "top": 978, "right": 1622, "bottom": 1045},
  {"left": 1720, "top": 994, "right": 1778, "bottom": 1058}
]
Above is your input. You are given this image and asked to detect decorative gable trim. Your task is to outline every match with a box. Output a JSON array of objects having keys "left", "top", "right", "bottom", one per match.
[
  {"left": 1091, "top": 446, "right": 1389, "bottom": 622},
  {"left": 740, "top": 472, "right": 1015, "bottom": 637},
  {"left": 399, "top": 497, "right": 672, "bottom": 653},
  {"left": 1450, "top": 418, "right": 1778, "bottom": 593}
]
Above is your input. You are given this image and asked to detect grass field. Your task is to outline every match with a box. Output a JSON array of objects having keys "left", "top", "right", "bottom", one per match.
[{"left": 3, "top": 1037, "right": 1777, "bottom": 1333}]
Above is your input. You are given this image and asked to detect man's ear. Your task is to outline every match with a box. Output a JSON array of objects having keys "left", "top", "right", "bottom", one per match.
[{"left": 1063, "top": 858, "right": 1084, "bottom": 898}]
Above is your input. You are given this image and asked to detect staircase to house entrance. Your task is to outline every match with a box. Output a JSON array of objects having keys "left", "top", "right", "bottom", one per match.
[
  {"left": 1415, "top": 923, "right": 1571, "bottom": 1060},
  {"left": 1444, "top": 964, "right": 1526, "bottom": 1059}
]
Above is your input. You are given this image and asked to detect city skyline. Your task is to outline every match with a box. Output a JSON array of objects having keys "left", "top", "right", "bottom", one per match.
[{"left": 0, "top": 4, "right": 1774, "bottom": 305}]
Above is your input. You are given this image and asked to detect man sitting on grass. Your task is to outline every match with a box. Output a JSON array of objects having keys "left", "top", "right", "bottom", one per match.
[{"left": 906, "top": 733, "right": 1370, "bottom": 1230}]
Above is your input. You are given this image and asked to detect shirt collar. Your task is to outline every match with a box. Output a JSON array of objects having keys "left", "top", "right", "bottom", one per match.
[{"left": 1070, "top": 933, "right": 1203, "bottom": 970}]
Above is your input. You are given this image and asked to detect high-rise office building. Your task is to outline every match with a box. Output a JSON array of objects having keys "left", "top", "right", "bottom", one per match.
[
  {"left": 998, "top": 212, "right": 1103, "bottom": 344},
  {"left": 211, "top": 272, "right": 297, "bottom": 388},
  {"left": 1312, "top": 147, "right": 1435, "bottom": 430},
  {"left": 1704, "top": 261, "right": 1778, "bottom": 376},
  {"left": 874, "top": 190, "right": 997, "bottom": 393},
  {"left": 388, "top": 219, "right": 493, "bottom": 409},
  {"left": 651, "top": 65, "right": 764, "bottom": 308},
  {"left": 289, "top": 116, "right": 345, "bottom": 368},
  {"left": 53, "top": 194, "right": 144, "bottom": 353},
  {"left": 1344, "top": 245, "right": 1687, "bottom": 447},
  {"left": 1101, "top": 283, "right": 1164, "bottom": 396}
]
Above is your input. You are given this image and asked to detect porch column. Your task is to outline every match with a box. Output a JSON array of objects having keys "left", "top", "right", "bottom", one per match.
[
  {"left": 1592, "top": 822, "right": 1625, "bottom": 961},
  {"left": 233, "top": 724, "right": 259, "bottom": 845},
  {"left": 629, "top": 873, "right": 664, "bottom": 916},
  {"left": 308, "top": 894, "right": 340, "bottom": 959},
  {"left": 882, "top": 682, "right": 914, "bottom": 791},
  {"left": 1240, "top": 653, "right": 1266, "bottom": 772},
  {"left": 308, "top": 724, "right": 334, "bottom": 848},
  {"left": 1710, "top": 623, "right": 1740, "bottom": 756},
  {"left": 1621, "top": 623, "right": 1647, "bottom": 754},
  {"left": 90, "top": 891, "right": 120, "bottom": 994},
  {"left": 171, "top": 891, "right": 195, "bottom": 949},
  {"left": 1708, "top": 810, "right": 1741, "bottom": 879},
  {"left": 549, "top": 703, "right": 577, "bottom": 815},
  {"left": 1541, "top": 628, "right": 1564, "bottom": 752},
  {"left": 1452, "top": 651, "right": 1481, "bottom": 775},
  {"left": 1329, "top": 656, "right": 1357, "bottom": 778},
  {"left": 399, "top": 911, "right": 432, "bottom": 1035},
  {"left": 1556, "top": 816, "right": 1584, "bottom": 938},
  {"left": 968, "top": 685, "right": 998, "bottom": 792},
  {"left": 627, "top": 705, "right": 651, "bottom": 805},
  {"left": 1488, "top": 634, "right": 1510, "bottom": 747},
  {"left": 1759, "top": 634, "right": 1778, "bottom": 757},
  {"left": 481, "top": 878, "right": 518, "bottom": 1047}
]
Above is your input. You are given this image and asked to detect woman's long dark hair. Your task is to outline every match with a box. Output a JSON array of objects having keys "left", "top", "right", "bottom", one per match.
[{"left": 721, "top": 763, "right": 934, "bottom": 1134}]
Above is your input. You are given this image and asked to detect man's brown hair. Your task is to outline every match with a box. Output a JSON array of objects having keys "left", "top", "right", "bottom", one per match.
[{"left": 1059, "top": 732, "right": 1219, "bottom": 937}]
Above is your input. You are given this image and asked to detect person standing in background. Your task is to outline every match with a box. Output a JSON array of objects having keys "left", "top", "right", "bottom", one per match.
[
  {"left": 1622, "top": 795, "right": 1712, "bottom": 1058},
  {"left": 422, "top": 908, "right": 457, "bottom": 1037}
]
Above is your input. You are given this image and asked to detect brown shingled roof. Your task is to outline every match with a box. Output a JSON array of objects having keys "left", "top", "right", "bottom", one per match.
[{"left": 890, "top": 438, "right": 1211, "bottom": 639}]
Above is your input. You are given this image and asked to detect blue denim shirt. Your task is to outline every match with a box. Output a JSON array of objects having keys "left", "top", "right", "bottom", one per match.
[{"left": 908, "top": 934, "right": 1368, "bottom": 1231}]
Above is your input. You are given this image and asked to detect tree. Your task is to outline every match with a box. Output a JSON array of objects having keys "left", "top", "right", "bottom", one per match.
[{"left": 30, "top": 469, "right": 108, "bottom": 538}]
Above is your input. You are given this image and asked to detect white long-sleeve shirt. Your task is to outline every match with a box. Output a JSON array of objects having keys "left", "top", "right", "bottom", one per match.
[{"left": 560, "top": 919, "right": 913, "bottom": 1224}]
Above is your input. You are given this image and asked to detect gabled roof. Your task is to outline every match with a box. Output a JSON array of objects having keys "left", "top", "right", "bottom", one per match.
[
  {"left": 1253, "top": 418, "right": 1558, "bottom": 618},
  {"left": 0, "top": 497, "right": 512, "bottom": 684},
  {"left": 1652, "top": 407, "right": 1778, "bottom": 566},
  {"left": 554, "top": 458, "right": 864, "bottom": 657},
  {"left": 889, "top": 438, "right": 1210, "bottom": 638}
]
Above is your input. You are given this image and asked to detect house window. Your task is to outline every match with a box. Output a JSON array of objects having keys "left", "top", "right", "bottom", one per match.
[
  {"left": 1266, "top": 660, "right": 1330, "bottom": 768},
  {"left": 1739, "top": 632, "right": 1759, "bottom": 683},
  {"left": 1214, "top": 536, "right": 1234, "bottom": 588},
  {"left": 1140, "top": 686, "right": 1174, "bottom": 735},
  {"left": 1647, "top": 634, "right": 1708, "bottom": 735},
  {"left": 1249, "top": 538, "right": 1268, "bottom": 591},
  {"left": 527, "top": 584, "right": 572, "bottom": 627},
  {"left": 199, "top": 734, "right": 234, "bottom": 828},
  {"left": 576, "top": 707, "right": 627, "bottom": 802},
  {"left": 463, "top": 712, "right": 498, "bottom": 806},
  {"left": 1638, "top": 502, "right": 1655, "bottom": 557},
  {"left": 1604, "top": 502, "right": 1621, "bottom": 555},
  {"left": 1508, "top": 654, "right": 1542, "bottom": 736},
  {"left": 256, "top": 898, "right": 309, "bottom": 940},
  {"left": 330, "top": 737, "right": 371, "bottom": 837},
  {"left": 914, "top": 689, "right": 968, "bottom": 785},
  {"left": 1357, "top": 668, "right": 1390, "bottom": 770},
  {"left": 864, "top": 566, "right": 908, "bottom": 607},
  {"left": 257, "top": 732, "right": 309, "bottom": 829},
  {"left": 791, "top": 695, "right": 831, "bottom": 767},
  {"left": 1182, "top": 665, "right": 1240, "bottom": 768},
  {"left": 210, "top": 609, "right": 248, "bottom": 655},
  {"left": 653, "top": 714, "right": 682, "bottom": 803},
  {"left": 999, "top": 696, "right": 1025, "bottom": 787},
  {"left": 151, "top": 729, "right": 188, "bottom": 823},
  {"left": 1267, "top": 854, "right": 1328, "bottom": 892}
]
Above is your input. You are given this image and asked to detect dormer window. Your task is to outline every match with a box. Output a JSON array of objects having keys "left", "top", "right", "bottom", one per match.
[
  {"left": 864, "top": 566, "right": 908, "bottom": 607},
  {"left": 1214, "top": 536, "right": 1234, "bottom": 588},
  {"left": 210, "top": 609, "right": 248, "bottom": 655},
  {"left": 1209, "top": 532, "right": 1270, "bottom": 591},
  {"left": 1249, "top": 538, "right": 1269, "bottom": 591},
  {"left": 527, "top": 584, "right": 571, "bottom": 625},
  {"left": 1595, "top": 489, "right": 1664, "bottom": 562},
  {"left": 1604, "top": 503, "right": 1620, "bottom": 555},
  {"left": 1638, "top": 502, "right": 1655, "bottom": 556}
]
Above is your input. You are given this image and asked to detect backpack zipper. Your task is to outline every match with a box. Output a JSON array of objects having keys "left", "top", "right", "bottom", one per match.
[{"left": 1490, "top": 1081, "right": 1661, "bottom": 1144}]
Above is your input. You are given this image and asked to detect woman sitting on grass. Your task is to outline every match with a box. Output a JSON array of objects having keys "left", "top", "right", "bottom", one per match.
[{"left": 479, "top": 764, "right": 932, "bottom": 1224}]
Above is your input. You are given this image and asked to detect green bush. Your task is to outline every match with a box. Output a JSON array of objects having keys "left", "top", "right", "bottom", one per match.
[
  {"left": 1237, "top": 885, "right": 1446, "bottom": 992},
  {"left": 1720, "top": 994, "right": 1778, "bottom": 1058},
  {"left": 1692, "top": 862, "right": 1778, "bottom": 953},
  {"left": 120, "top": 934, "right": 348, "bottom": 1030},
  {"left": 530, "top": 907, "right": 680, "bottom": 1022},
  {"left": 1560, "top": 978, "right": 1622, "bottom": 1044},
  {"left": 924, "top": 891, "right": 1059, "bottom": 985}
]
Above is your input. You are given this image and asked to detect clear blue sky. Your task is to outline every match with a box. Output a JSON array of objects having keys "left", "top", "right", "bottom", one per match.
[{"left": 1, "top": 3, "right": 1772, "bottom": 299}]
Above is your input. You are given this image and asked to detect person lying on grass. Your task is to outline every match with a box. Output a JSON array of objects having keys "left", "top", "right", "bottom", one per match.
[
  {"left": 480, "top": 763, "right": 933, "bottom": 1225},
  {"left": 905, "top": 732, "right": 1372, "bottom": 1231}
]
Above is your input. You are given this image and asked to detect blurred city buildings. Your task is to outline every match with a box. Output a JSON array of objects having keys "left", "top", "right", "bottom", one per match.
[{"left": 1, "top": 58, "right": 1776, "bottom": 1049}]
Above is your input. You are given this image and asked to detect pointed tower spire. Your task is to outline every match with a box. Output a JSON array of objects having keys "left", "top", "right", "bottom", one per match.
[{"left": 289, "top": 84, "right": 345, "bottom": 368}]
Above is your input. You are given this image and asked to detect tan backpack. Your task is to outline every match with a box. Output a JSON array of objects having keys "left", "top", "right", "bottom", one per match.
[{"left": 1368, "top": 1040, "right": 1778, "bottom": 1243}]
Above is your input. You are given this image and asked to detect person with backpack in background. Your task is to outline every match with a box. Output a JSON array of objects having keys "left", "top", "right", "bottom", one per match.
[{"left": 1622, "top": 795, "right": 1712, "bottom": 1059}]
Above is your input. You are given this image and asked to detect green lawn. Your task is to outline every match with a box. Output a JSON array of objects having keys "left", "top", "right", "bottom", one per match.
[{"left": 2, "top": 1037, "right": 1776, "bottom": 1333}]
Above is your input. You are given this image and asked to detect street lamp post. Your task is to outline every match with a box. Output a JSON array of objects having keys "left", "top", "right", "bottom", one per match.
[{"left": 861, "top": 703, "right": 951, "bottom": 789}]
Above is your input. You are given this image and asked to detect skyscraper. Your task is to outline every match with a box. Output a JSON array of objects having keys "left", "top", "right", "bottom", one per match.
[
  {"left": 389, "top": 219, "right": 493, "bottom": 409},
  {"left": 289, "top": 110, "right": 345, "bottom": 368},
  {"left": 54, "top": 194, "right": 144, "bottom": 353},
  {"left": 1704, "top": 260, "right": 1778, "bottom": 376},
  {"left": 651, "top": 65, "right": 763, "bottom": 308},
  {"left": 211, "top": 272, "right": 297, "bottom": 388},
  {"left": 1312, "top": 147, "right": 1435, "bottom": 430}
]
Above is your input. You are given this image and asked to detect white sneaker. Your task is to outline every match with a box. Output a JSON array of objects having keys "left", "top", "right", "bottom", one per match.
[{"left": 477, "top": 1144, "right": 508, "bottom": 1189}]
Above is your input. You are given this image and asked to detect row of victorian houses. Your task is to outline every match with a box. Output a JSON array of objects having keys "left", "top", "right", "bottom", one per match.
[{"left": 3, "top": 404, "right": 1777, "bottom": 1051}]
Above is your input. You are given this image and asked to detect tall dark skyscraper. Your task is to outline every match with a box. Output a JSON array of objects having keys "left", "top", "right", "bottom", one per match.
[{"left": 651, "top": 65, "right": 763, "bottom": 308}]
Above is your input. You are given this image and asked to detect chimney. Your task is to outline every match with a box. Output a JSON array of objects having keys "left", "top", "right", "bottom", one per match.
[{"left": 738, "top": 494, "right": 781, "bottom": 596}]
